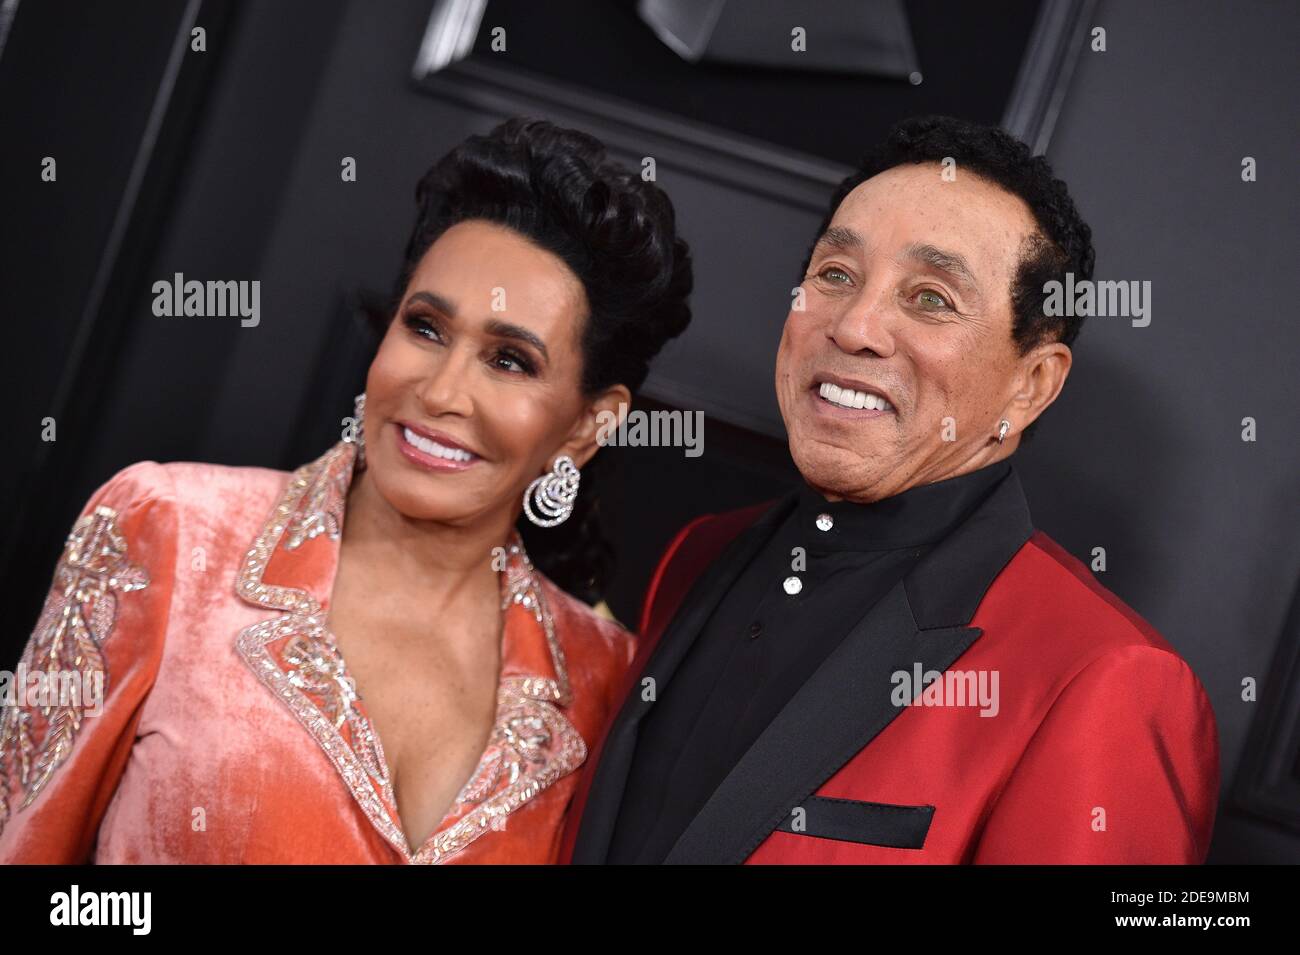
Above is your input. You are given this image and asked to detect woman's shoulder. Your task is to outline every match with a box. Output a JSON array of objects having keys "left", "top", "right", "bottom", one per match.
[
  {"left": 87, "top": 456, "right": 294, "bottom": 524},
  {"left": 536, "top": 572, "right": 637, "bottom": 672}
]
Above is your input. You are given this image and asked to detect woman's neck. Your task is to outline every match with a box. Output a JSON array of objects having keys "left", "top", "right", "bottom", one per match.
[{"left": 339, "top": 466, "right": 511, "bottom": 607}]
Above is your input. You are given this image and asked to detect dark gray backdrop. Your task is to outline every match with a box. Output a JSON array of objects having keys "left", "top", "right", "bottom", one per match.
[{"left": 2, "top": 0, "right": 1296, "bottom": 862}]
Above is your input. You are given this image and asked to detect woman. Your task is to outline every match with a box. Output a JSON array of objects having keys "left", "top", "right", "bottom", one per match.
[{"left": 0, "top": 118, "right": 692, "bottom": 863}]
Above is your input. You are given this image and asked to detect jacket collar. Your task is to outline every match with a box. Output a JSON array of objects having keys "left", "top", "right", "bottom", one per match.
[
  {"left": 234, "top": 439, "right": 570, "bottom": 697},
  {"left": 232, "top": 439, "right": 583, "bottom": 862},
  {"left": 575, "top": 463, "right": 1033, "bottom": 864}
]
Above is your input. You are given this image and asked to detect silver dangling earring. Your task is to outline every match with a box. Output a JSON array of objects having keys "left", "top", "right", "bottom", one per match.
[
  {"left": 523, "top": 455, "right": 580, "bottom": 527},
  {"left": 347, "top": 392, "right": 366, "bottom": 468},
  {"left": 997, "top": 419, "right": 1011, "bottom": 444}
]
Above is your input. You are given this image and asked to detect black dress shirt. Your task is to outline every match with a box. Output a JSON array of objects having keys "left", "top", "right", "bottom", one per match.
[{"left": 607, "top": 459, "right": 1013, "bottom": 863}]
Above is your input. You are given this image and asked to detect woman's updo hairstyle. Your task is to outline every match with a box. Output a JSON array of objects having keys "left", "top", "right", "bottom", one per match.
[{"left": 379, "top": 117, "right": 694, "bottom": 603}]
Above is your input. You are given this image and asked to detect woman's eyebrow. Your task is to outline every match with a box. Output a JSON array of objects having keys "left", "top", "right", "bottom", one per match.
[
  {"left": 408, "top": 290, "right": 549, "bottom": 361},
  {"left": 484, "top": 319, "right": 549, "bottom": 362},
  {"left": 407, "top": 290, "right": 458, "bottom": 315}
]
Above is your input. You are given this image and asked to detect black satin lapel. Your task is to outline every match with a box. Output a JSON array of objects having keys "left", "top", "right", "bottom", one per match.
[
  {"left": 662, "top": 581, "right": 982, "bottom": 864},
  {"left": 570, "top": 491, "right": 798, "bottom": 863}
]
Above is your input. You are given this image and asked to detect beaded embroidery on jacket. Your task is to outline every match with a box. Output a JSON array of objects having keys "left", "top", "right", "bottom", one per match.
[
  {"left": 234, "top": 440, "right": 586, "bottom": 863},
  {"left": 0, "top": 505, "right": 150, "bottom": 838}
]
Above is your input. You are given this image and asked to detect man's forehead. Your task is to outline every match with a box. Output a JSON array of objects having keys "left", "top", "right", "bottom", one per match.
[{"left": 826, "top": 165, "right": 1037, "bottom": 278}]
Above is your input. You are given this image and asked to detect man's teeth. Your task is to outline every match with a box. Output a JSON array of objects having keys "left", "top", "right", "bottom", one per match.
[
  {"left": 403, "top": 426, "right": 473, "bottom": 461},
  {"left": 818, "top": 381, "right": 894, "bottom": 412}
]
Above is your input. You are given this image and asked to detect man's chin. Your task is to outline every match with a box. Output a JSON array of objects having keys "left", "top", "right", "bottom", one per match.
[{"left": 787, "top": 437, "right": 883, "bottom": 496}]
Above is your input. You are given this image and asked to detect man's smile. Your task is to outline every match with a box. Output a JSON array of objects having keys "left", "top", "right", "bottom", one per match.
[{"left": 806, "top": 373, "right": 898, "bottom": 420}]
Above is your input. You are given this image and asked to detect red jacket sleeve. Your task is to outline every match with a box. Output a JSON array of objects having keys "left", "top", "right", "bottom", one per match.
[
  {"left": 0, "top": 461, "right": 177, "bottom": 862},
  {"left": 973, "top": 645, "right": 1220, "bottom": 863}
]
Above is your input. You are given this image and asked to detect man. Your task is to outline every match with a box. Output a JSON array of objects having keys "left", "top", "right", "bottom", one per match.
[{"left": 562, "top": 115, "right": 1219, "bottom": 864}]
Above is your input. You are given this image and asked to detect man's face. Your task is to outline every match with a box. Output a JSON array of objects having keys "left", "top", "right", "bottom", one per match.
[{"left": 775, "top": 162, "right": 1046, "bottom": 502}]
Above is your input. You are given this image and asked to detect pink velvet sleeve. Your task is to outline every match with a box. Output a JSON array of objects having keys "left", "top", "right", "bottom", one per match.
[{"left": 0, "top": 461, "right": 177, "bottom": 863}]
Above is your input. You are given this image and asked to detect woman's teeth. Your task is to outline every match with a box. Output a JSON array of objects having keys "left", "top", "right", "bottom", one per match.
[
  {"left": 818, "top": 381, "right": 894, "bottom": 412},
  {"left": 403, "top": 426, "right": 474, "bottom": 461}
]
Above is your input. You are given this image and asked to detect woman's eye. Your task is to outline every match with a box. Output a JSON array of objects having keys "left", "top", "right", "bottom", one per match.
[
  {"left": 403, "top": 314, "right": 442, "bottom": 341},
  {"left": 493, "top": 350, "right": 535, "bottom": 376},
  {"left": 916, "top": 289, "right": 952, "bottom": 309}
]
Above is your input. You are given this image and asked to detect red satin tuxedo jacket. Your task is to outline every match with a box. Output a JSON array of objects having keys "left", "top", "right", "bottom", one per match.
[{"left": 563, "top": 468, "right": 1220, "bottom": 864}]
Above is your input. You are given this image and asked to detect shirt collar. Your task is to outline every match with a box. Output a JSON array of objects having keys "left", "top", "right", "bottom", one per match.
[{"left": 793, "top": 458, "right": 1014, "bottom": 554}]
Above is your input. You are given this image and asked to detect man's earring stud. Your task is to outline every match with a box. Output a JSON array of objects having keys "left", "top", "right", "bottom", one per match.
[{"left": 997, "top": 419, "right": 1011, "bottom": 444}]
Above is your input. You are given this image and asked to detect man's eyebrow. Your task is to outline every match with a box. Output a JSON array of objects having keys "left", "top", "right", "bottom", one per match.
[
  {"left": 813, "top": 225, "right": 865, "bottom": 256},
  {"left": 902, "top": 242, "right": 982, "bottom": 296},
  {"left": 484, "top": 319, "right": 549, "bottom": 362}
]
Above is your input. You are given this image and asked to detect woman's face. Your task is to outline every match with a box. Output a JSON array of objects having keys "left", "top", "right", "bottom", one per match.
[{"left": 362, "top": 219, "right": 627, "bottom": 529}]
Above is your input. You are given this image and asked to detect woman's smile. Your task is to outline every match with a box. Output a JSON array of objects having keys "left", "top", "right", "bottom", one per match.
[{"left": 393, "top": 421, "right": 482, "bottom": 472}]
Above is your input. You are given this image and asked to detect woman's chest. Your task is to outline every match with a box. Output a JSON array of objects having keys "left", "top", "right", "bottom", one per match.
[
  {"left": 327, "top": 621, "right": 503, "bottom": 852},
  {"left": 102, "top": 601, "right": 586, "bottom": 864}
]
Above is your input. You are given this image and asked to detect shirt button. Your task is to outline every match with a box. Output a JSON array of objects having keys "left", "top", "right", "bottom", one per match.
[
  {"left": 749, "top": 622, "right": 762, "bottom": 639},
  {"left": 815, "top": 513, "right": 834, "bottom": 532},
  {"left": 783, "top": 575, "right": 802, "bottom": 595}
]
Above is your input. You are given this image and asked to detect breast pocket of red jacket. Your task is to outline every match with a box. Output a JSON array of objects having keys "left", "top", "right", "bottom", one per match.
[{"left": 777, "top": 796, "right": 935, "bottom": 849}]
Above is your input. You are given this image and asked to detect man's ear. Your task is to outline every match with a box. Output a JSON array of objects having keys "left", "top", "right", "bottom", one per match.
[
  {"left": 1005, "top": 342, "right": 1072, "bottom": 432},
  {"left": 557, "top": 384, "right": 632, "bottom": 470}
]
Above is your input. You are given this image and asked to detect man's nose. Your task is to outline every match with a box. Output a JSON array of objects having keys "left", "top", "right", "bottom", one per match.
[
  {"left": 826, "top": 287, "right": 896, "bottom": 359},
  {"left": 417, "top": 348, "right": 475, "bottom": 416}
]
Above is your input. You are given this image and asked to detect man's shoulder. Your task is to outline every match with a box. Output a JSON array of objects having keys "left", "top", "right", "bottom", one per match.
[{"left": 989, "top": 528, "right": 1184, "bottom": 660}]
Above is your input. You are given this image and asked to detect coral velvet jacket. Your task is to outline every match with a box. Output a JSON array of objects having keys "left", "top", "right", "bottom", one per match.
[
  {"left": 0, "top": 440, "right": 635, "bottom": 863},
  {"left": 562, "top": 467, "right": 1220, "bottom": 864}
]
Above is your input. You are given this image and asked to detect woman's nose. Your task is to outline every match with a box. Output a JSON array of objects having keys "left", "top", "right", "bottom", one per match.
[{"left": 416, "top": 349, "right": 475, "bottom": 416}]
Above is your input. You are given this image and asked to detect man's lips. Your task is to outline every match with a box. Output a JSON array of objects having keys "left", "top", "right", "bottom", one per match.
[{"left": 809, "top": 374, "right": 897, "bottom": 415}]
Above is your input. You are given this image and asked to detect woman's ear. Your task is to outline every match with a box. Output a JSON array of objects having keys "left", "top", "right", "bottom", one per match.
[{"left": 558, "top": 384, "right": 632, "bottom": 470}]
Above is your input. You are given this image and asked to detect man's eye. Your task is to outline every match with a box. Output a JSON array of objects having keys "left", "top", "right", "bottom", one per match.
[
  {"left": 817, "top": 266, "right": 852, "bottom": 284},
  {"left": 917, "top": 289, "right": 952, "bottom": 309}
]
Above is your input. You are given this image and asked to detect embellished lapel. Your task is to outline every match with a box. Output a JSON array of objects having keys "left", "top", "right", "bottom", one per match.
[
  {"left": 233, "top": 439, "right": 586, "bottom": 864},
  {"left": 662, "top": 467, "right": 1036, "bottom": 863}
]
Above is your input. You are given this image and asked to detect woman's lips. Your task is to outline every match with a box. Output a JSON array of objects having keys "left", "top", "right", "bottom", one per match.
[{"left": 393, "top": 423, "right": 480, "bottom": 472}]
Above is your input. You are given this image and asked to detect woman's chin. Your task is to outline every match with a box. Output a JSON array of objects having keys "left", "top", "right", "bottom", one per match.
[{"left": 366, "top": 469, "right": 485, "bottom": 526}]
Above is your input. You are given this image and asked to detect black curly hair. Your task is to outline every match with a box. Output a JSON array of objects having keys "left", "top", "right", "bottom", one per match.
[
  {"left": 373, "top": 117, "right": 693, "bottom": 603},
  {"left": 803, "top": 115, "right": 1095, "bottom": 441}
]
